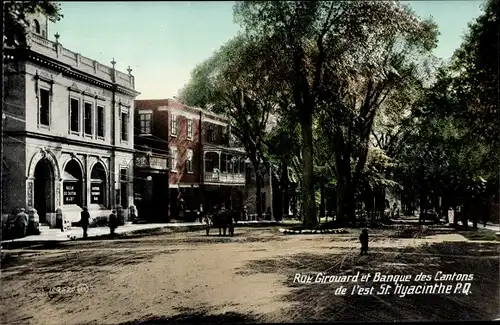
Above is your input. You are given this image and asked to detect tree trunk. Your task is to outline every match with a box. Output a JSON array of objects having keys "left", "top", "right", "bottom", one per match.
[
  {"left": 300, "top": 114, "right": 317, "bottom": 228},
  {"left": 336, "top": 183, "right": 346, "bottom": 225},
  {"left": 319, "top": 184, "right": 326, "bottom": 223},
  {"left": 255, "top": 164, "right": 263, "bottom": 221},
  {"left": 281, "top": 160, "right": 289, "bottom": 220},
  {"left": 335, "top": 177, "right": 355, "bottom": 226}
]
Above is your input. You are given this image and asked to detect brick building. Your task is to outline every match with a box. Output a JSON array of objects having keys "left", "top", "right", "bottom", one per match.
[
  {"left": 133, "top": 99, "right": 247, "bottom": 221},
  {"left": 2, "top": 14, "right": 140, "bottom": 229}
]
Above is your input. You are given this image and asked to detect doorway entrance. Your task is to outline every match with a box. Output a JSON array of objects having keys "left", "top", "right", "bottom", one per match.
[{"left": 34, "top": 159, "right": 54, "bottom": 223}]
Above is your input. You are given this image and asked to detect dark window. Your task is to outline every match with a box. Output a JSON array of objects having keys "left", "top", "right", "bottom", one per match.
[
  {"left": 70, "top": 98, "right": 79, "bottom": 132},
  {"left": 120, "top": 168, "right": 128, "bottom": 182},
  {"left": 97, "top": 106, "right": 105, "bottom": 137},
  {"left": 245, "top": 164, "right": 252, "bottom": 183},
  {"left": 187, "top": 119, "right": 193, "bottom": 139},
  {"left": 121, "top": 112, "right": 128, "bottom": 141},
  {"left": 84, "top": 102, "right": 92, "bottom": 135},
  {"left": 140, "top": 113, "right": 152, "bottom": 134},
  {"left": 33, "top": 20, "right": 40, "bottom": 34},
  {"left": 239, "top": 159, "right": 245, "bottom": 173},
  {"left": 39, "top": 88, "right": 50, "bottom": 126},
  {"left": 207, "top": 126, "right": 213, "bottom": 143},
  {"left": 90, "top": 163, "right": 106, "bottom": 205}
]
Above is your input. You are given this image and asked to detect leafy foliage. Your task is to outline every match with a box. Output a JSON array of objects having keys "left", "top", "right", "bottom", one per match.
[
  {"left": 4, "top": 1, "right": 63, "bottom": 48},
  {"left": 179, "top": 35, "right": 284, "bottom": 219},
  {"left": 450, "top": 0, "right": 498, "bottom": 147}
]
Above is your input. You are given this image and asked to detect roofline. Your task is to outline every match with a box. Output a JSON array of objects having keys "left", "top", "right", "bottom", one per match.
[{"left": 135, "top": 98, "right": 228, "bottom": 121}]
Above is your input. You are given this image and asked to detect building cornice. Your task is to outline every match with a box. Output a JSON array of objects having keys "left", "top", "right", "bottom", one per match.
[
  {"left": 8, "top": 48, "right": 141, "bottom": 98},
  {"left": 6, "top": 130, "right": 136, "bottom": 154}
]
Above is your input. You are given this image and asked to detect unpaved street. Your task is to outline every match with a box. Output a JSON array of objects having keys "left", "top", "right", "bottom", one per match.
[{"left": 1, "top": 226, "right": 499, "bottom": 324}]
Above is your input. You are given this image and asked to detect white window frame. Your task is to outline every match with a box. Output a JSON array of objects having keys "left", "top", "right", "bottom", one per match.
[
  {"left": 69, "top": 96, "right": 81, "bottom": 135},
  {"left": 96, "top": 105, "right": 105, "bottom": 139},
  {"left": 38, "top": 86, "right": 51, "bottom": 128},
  {"left": 186, "top": 149, "right": 193, "bottom": 173},
  {"left": 171, "top": 114, "right": 178, "bottom": 136},
  {"left": 139, "top": 113, "right": 152, "bottom": 135},
  {"left": 83, "top": 101, "right": 93, "bottom": 137},
  {"left": 121, "top": 111, "right": 129, "bottom": 143},
  {"left": 170, "top": 147, "right": 177, "bottom": 172},
  {"left": 187, "top": 119, "right": 193, "bottom": 140}
]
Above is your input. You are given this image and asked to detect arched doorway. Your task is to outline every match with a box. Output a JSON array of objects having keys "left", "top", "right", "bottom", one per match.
[
  {"left": 34, "top": 159, "right": 54, "bottom": 223},
  {"left": 90, "top": 162, "right": 106, "bottom": 206},
  {"left": 63, "top": 159, "right": 83, "bottom": 207}
]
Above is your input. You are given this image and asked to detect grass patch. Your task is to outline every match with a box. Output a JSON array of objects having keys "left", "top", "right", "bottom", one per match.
[{"left": 459, "top": 229, "right": 500, "bottom": 242}]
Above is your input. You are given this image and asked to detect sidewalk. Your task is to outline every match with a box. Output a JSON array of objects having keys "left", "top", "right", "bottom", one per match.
[
  {"left": 1, "top": 219, "right": 296, "bottom": 246},
  {"left": 466, "top": 221, "right": 500, "bottom": 232}
]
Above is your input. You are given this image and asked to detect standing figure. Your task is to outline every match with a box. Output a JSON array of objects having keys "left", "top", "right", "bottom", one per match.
[
  {"left": 80, "top": 207, "right": 90, "bottom": 239},
  {"left": 14, "top": 208, "right": 29, "bottom": 239},
  {"left": 198, "top": 204, "right": 204, "bottom": 223},
  {"left": 109, "top": 209, "right": 118, "bottom": 238},
  {"left": 359, "top": 228, "right": 369, "bottom": 255},
  {"left": 242, "top": 205, "right": 248, "bottom": 221}
]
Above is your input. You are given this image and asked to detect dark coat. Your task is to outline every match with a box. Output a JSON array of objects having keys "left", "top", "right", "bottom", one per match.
[
  {"left": 80, "top": 211, "right": 90, "bottom": 227},
  {"left": 108, "top": 213, "right": 118, "bottom": 229},
  {"left": 359, "top": 231, "right": 369, "bottom": 248},
  {"left": 15, "top": 212, "right": 28, "bottom": 228}
]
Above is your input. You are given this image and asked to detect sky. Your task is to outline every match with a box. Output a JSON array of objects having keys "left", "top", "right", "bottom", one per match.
[{"left": 48, "top": 1, "right": 487, "bottom": 100}]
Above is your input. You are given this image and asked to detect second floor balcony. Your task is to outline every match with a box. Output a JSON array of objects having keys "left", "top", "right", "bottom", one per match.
[{"left": 203, "top": 145, "right": 247, "bottom": 186}]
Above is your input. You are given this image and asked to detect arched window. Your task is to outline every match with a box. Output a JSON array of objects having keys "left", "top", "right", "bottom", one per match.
[
  {"left": 32, "top": 19, "right": 41, "bottom": 34},
  {"left": 63, "top": 160, "right": 83, "bottom": 207},
  {"left": 90, "top": 163, "right": 107, "bottom": 206}
]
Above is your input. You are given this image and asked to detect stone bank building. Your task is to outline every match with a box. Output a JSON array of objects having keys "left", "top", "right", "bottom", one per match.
[{"left": 2, "top": 14, "right": 140, "bottom": 228}]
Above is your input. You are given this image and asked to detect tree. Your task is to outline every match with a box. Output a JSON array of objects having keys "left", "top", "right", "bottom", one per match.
[
  {"left": 179, "top": 35, "right": 280, "bottom": 220},
  {"left": 397, "top": 64, "right": 493, "bottom": 226},
  {"left": 4, "top": 1, "right": 63, "bottom": 48},
  {"left": 265, "top": 113, "right": 303, "bottom": 219},
  {"left": 233, "top": 1, "right": 438, "bottom": 226},
  {"left": 450, "top": 0, "right": 498, "bottom": 148}
]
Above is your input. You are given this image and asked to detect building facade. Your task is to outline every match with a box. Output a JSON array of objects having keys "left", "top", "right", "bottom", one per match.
[
  {"left": 2, "top": 14, "right": 140, "bottom": 228},
  {"left": 134, "top": 99, "right": 247, "bottom": 221}
]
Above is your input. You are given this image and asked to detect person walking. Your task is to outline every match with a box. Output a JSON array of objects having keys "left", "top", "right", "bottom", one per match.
[
  {"left": 80, "top": 207, "right": 90, "bottom": 239},
  {"left": 108, "top": 209, "right": 118, "bottom": 238},
  {"left": 359, "top": 229, "right": 369, "bottom": 255}
]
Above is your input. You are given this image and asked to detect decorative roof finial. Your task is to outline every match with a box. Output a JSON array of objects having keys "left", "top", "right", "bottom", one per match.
[
  {"left": 54, "top": 32, "right": 60, "bottom": 43},
  {"left": 111, "top": 58, "right": 116, "bottom": 68},
  {"left": 127, "top": 66, "right": 133, "bottom": 75}
]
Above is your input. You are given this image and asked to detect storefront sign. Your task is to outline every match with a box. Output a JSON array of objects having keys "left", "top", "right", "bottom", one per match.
[
  {"left": 63, "top": 182, "right": 79, "bottom": 205},
  {"left": 150, "top": 157, "right": 167, "bottom": 170},
  {"left": 91, "top": 182, "right": 103, "bottom": 204}
]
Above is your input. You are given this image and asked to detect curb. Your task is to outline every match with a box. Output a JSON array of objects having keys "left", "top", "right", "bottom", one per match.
[{"left": 0, "top": 222, "right": 288, "bottom": 249}]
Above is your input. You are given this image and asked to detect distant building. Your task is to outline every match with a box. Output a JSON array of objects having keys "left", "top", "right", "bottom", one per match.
[
  {"left": 2, "top": 13, "right": 140, "bottom": 228},
  {"left": 133, "top": 99, "right": 247, "bottom": 221}
]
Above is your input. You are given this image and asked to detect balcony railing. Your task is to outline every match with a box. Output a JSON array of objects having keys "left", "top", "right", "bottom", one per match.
[
  {"left": 204, "top": 172, "right": 245, "bottom": 185},
  {"left": 27, "top": 33, "right": 135, "bottom": 90}
]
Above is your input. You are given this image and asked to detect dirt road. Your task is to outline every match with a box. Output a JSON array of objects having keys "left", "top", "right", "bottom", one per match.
[{"left": 1, "top": 226, "right": 499, "bottom": 324}]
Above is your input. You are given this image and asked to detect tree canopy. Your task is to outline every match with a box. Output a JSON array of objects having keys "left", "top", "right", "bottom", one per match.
[
  {"left": 4, "top": 1, "right": 63, "bottom": 48},
  {"left": 180, "top": 0, "right": 498, "bottom": 227}
]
